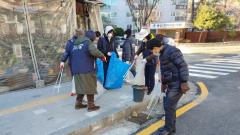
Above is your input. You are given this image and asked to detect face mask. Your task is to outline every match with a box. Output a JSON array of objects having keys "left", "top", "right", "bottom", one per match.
[
  {"left": 124, "top": 34, "right": 127, "bottom": 39},
  {"left": 107, "top": 33, "right": 113, "bottom": 38},
  {"left": 143, "top": 38, "right": 147, "bottom": 43}
]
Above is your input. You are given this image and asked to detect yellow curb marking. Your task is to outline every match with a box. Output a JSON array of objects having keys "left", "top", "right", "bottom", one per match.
[
  {"left": 137, "top": 82, "right": 208, "bottom": 135},
  {"left": 0, "top": 94, "right": 69, "bottom": 116}
]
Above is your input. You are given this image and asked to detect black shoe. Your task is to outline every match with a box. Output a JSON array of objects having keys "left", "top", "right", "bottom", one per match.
[{"left": 147, "top": 91, "right": 152, "bottom": 95}]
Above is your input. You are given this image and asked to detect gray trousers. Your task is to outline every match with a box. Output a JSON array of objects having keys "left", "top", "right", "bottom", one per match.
[{"left": 163, "top": 90, "right": 183, "bottom": 132}]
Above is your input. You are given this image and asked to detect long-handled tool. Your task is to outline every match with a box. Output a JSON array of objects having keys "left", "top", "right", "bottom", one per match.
[
  {"left": 123, "top": 59, "right": 136, "bottom": 80},
  {"left": 54, "top": 68, "right": 63, "bottom": 93}
]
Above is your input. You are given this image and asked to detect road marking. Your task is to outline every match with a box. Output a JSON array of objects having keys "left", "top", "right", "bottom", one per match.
[
  {"left": 213, "top": 60, "right": 240, "bottom": 64},
  {"left": 189, "top": 73, "right": 218, "bottom": 79},
  {"left": 136, "top": 82, "right": 208, "bottom": 135},
  {"left": 189, "top": 69, "right": 229, "bottom": 75},
  {"left": 204, "top": 62, "right": 240, "bottom": 66},
  {"left": 33, "top": 108, "right": 47, "bottom": 115},
  {"left": 0, "top": 94, "right": 69, "bottom": 116},
  {"left": 211, "top": 58, "right": 240, "bottom": 61},
  {"left": 189, "top": 66, "right": 238, "bottom": 72},
  {"left": 194, "top": 64, "right": 240, "bottom": 69},
  {"left": 86, "top": 111, "right": 100, "bottom": 117}
]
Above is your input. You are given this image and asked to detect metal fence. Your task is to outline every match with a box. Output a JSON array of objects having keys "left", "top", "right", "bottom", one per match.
[{"left": 0, "top": 0, "right": 76, "bottom": 93}]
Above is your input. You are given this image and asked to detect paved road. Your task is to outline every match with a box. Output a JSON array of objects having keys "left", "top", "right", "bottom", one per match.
[{"left": 175, "top": 54, "right": 240, "bottom": 135}]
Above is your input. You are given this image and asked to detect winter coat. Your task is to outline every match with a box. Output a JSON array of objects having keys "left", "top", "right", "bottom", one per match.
[
  {"left": 122, "top": 37, "right": 135, "bottom": 62},
  {"left": 136, "top": 42, "right": 157, "bottom": 65},
  {"left": 97, "top": 35, "right": 119, "bottom": 61},
  {"left": 160, "top": 44, "right": 189, "bottom": 91}
]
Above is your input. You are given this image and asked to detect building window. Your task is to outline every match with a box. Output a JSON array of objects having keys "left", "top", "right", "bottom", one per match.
[
  {"left": 111, "top": 12, "right": 117, "bottom": 18},
  {"left": 176, "top": 5, "right": 187, "bottom": 9},
  {"left": 172, "top": 0, "right": 176, "bottom": 5},
  {"left": 175, "top": 16, "right": 187, "bottom": 21},
  {"left": 126, "top": 12, "right": 131, "bottom": 17}
]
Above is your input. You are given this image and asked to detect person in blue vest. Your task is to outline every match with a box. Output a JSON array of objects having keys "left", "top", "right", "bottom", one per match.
[
  {"left": 146, "top": 38, "right": 190, "bottom": 135},
  {"left": 60, "top": 29, "right": 84, "bottom": 76},
  {"left": 97, "top": 26, "right": 119, "bottom": 88},
  {"left": 60, "top": 30, "right": 106, "bottom": 112},
  {"left": 135, "top": 33, "right": 157, "bottom": 95}
]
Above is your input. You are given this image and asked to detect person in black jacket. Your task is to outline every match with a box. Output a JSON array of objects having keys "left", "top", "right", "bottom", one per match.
[
  {"left": 122, "top": 29, "right": 136, "bottom": 76},
  {"left": 97, "top": 26, "right": 119, "bottom": 87},
  {"left": 135, "top": 33, "right": 156, "bottom": 95},
  {"left": 147, "top": 38, "right": 190, "bottom": 135},
  {"left": 122, "top": 29, "right": 135, "bottom": 63}
]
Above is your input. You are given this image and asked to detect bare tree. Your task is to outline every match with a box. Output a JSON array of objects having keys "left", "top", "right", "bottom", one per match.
[{"left": 126, "top": 0, "right": 160, "bottom": 30}]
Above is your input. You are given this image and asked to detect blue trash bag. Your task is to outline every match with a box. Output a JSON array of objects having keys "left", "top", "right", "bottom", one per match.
[
  {"left": 96, "top": 59, "right": 104, "bottom": 84},
  {"left": 104, "top": 52, "right": 130, "bottom": 89}
]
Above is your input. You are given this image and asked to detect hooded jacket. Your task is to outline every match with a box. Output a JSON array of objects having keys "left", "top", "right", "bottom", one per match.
[{"left": 97, "top": 26, "right": 119, "bottom": 60}]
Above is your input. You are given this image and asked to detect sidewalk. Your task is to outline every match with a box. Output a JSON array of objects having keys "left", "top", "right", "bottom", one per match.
[
  {"left": 0, "top": 81, "right": 149, "bottom": 135},
  {"left": 0, "top": 80, "right": 198, "bottom": 135},
  {"left": 177, "top": 41, "right": 240, "bottom": 54}
]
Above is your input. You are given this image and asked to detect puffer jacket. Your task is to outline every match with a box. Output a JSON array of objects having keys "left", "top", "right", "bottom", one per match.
[
  {"left": 160, "top": 44, "right": 189, "bottom": 91},
  {"left": 122, "top": 37, "right": 135, "bottom": 62}
]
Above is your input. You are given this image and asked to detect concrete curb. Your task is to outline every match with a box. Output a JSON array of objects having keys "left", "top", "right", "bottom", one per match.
[
  {"left": 69, "top": 99, "right": 150, "bottom": 135},
  {"left": 49, "top": 96, "right": 151, "bottom": 135}
]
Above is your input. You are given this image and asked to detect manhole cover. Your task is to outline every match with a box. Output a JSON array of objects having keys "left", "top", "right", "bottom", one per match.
[{"left": 128, "top": 113, "right": 150, "bottom": 125}]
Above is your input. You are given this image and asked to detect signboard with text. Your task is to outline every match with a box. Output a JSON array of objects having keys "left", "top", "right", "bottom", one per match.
[{"left": 150, "top": 22, "right": 193, "bottom": 29}]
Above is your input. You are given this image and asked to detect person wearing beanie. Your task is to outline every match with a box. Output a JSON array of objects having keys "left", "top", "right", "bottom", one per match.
[
  {"left": 97, "top": 26, "right": 119, "bottom": 88},
  {"left": 60, "top": 29, "right": 106, "bottom": 112},
  {"left": 146, "top": 38, "right": 189, "bottom": 135},
  {"left": 135, "top": 33, "right": 157, "bottom": 95},
  {"left": 156, "top": 34, "right": 176, "bottom": 46}
]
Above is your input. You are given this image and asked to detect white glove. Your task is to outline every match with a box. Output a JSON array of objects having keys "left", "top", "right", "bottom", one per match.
[
  {"left": 134, "top": 55, "right": 139, "bottom": 60},
  {"left": 142, "top": 59, "right": 147, "bottom": 63},
  {"left": 126, "top": 61, "right": 130, "bottom": 64},
  {"left": 60, "top": 62, "right": 64, "bottom": 70},
  {"left": 107, "top": 52, "right": 112, "bottom": 56}
]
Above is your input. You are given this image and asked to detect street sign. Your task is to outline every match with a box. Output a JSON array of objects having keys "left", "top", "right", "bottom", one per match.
[{"left": 150, "top": 22, "right": 193, "bottom": 29}]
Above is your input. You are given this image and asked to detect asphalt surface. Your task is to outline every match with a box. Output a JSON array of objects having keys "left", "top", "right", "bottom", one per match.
[{"left": 174, "top": 54, "right": 240, "bottom": 135}]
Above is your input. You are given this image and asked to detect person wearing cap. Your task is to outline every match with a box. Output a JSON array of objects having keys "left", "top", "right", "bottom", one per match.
[
  {"left": 135, "top": 32, "right": 157, "bottom": 95},
  {"left": 156, "top": 34, "right": 176, "bottom": 46},
  {"left": 97, "top": 26, "right": 119, "bottom": 87},
  {"left": 147, "top": 38, "right": 189, "bottom": 135},
  {"left": 60, "top": 30, "right": 106, "bottom": 112}
]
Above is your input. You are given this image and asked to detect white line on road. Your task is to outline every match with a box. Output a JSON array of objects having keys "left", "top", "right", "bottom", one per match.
[
  {"left": 204, "top": 62, "right": 240, "bottom": 66},
  {"left": 189, "top": 73, "right": 218, "bottom": 79},
  {"left": 213, "top": 60, "right": 240, "bottom": 64},
  {"left": 33, "top": 109, "right": 47, "bottom": 115},
  {"left": 189, "top": 66, "right": 238, "bottom": 72},
  {"left": 194, "top": 64, "right": 240, "bottom": 69},
  {"left": 213, "top": 58, "right": 240, "bottom": 61},
  {"left": 189, "top": 69, "right": 229, "bottom": 75}
]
